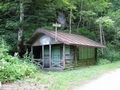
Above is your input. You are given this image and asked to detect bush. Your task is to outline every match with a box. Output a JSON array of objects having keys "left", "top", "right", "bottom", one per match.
[
  {"left": 97, "top": 59, "right": 111, "bottom": 65},
  {"left": 3, "top": 33, "right": 18, "bottom": 55},
  {"left": 0, "top": 38, "right": 38, "bottom": 83},
  {"left": 104, "top": 50, "right": 120, "bottom": 62}
]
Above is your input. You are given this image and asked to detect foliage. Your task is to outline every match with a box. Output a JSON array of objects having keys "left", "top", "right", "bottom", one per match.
[
  {"left": 79, "top": 10, "right": 97, "bottom": 21},
  {"left": 0, "top": 38, "right": 38, "bottom": 83},
  {"left": 107, "top": 9, "right": 120, "bottom": 48},
  {"left": 0, "top": 0, "right": 120, "bottom": 60},
  {"left": 95, "top": 16, "right": 114, "bottom": 28},
  {"left": 76, "top": 28, "right": 96, "bottom": 40},
  {"left": 97, "top": 59, "right": 110, "bottom": 65},
  {"left": 2, "top": 33, "right": 18, "bottom": 55},
  {"left": 104, "top": 50, "right": 120, "bottom": 62}
]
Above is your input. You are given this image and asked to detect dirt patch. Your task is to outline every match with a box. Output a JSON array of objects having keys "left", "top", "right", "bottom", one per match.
[{"left": 1, "top": 80, "right": 50, "bottom": 90}]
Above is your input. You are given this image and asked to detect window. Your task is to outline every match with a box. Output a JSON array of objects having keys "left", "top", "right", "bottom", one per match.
[
  {"left": 65, "top": 45, "right": 70, "bottom": 54},
  {"left": 79, "top": 47, "right": 95, "bottom": 59}
]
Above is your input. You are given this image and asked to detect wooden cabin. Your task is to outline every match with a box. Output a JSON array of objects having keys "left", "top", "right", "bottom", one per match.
[{"left": 25, "top": 28, "right": 105, "bottom": 70}]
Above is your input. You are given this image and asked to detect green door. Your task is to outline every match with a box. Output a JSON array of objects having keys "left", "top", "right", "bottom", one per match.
[
  {"left": 44, "top": 46, "right": 49, "bottom": 68},
  {"left": 52, "top": 46, "right": 61, "bottom": 67}
]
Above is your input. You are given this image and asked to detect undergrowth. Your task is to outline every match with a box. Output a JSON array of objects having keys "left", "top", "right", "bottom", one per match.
[{"left": 0, "top": 38, "right": 38, "bottom": 83}]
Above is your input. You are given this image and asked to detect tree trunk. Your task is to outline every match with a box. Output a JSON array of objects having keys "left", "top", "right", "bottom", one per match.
[
  {"left": 17, "top": 1, "right": 25, "bottom": 57},
  {"left": 18, "top": 1, "right": 24, "bottom": 43},
  {"left": 102, "top": 28, "right": 106, "bottom": 46},
  {"left": 18, "top": 1, "right": 24, "bottom": 42},
  {"left": 99, "top": 23, "right": 104, "bottom": 57},
  {"left": 77, "top": 0, "right": 83, "bottom": 30},
  {"left": 69, "top": 8, "right": 72, "bottom": 33}
]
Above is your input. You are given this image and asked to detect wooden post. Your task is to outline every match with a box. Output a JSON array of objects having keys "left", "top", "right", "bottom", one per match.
[
  {"left": 42, "top": 45, "right": 44, "bottom": 68},
  {"left": 53, "top": 23, "right": 61, "bottom": 41},
  {"left": 31, "top": 46, "right": 33, "bottom": 61},
  {"left": 49, "top": 44, "right": 51, "bottom": 68},
  {"left": 63, "top": 44, "right": 65, "bottom": 69},
  {"left": 95, "top": 48, "right": 97, "bottom": 63},
  {"left": 75, "top": 46, "right": 77, "bottom": 65}
]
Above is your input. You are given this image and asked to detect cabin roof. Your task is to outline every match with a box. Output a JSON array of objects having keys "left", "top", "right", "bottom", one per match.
[{"left": 26, "top": 28, "right": 106, "bottom": 48}]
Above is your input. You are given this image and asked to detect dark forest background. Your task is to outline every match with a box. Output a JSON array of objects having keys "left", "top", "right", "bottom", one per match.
[{"left": 0, "top": 0, "right": 120, "bottom": 60}]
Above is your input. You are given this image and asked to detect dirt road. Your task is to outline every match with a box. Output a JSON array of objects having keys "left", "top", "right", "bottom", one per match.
[{"left": 74, "top": 68, "right": 120, "bottom": 90}]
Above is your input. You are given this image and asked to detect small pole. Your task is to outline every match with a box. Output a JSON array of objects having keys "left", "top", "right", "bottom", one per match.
[
  {"left": 55, "top": 23, "right": 57, "bottom": 41},
  {"left": 53, "top": 23, "right": 61, "bottom": 42}
]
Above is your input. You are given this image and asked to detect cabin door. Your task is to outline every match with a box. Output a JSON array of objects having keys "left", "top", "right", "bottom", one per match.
[
  {"left": 44, "top": 46, "right": 49, "bottom": 68},
  {"left": 52, "top": 46, "right": 61, "bottom": 67}
]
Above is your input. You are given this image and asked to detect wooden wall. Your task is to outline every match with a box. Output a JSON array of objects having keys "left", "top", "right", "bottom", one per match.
[
  {"left": 32, "top": 43, "right": 97, "bottom": 69},
  {"left": 64, "top": 46, "right": 75, "bottom": 68},
  {"left": 65, "top": 46, "right": 97, "bottom": 68},
  {"left": 77, "top": 58, "right": 96, "bottom": 67}
]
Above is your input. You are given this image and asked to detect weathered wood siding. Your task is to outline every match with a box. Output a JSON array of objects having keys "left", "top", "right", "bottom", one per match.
[
  {"left": 32, "top": 34, "right": 62, "bottom": 46},
  {"left": 77, "top": 46, "right": 96, "bottom": 67},
  {"left": 77, "top": 58, "right": 96, "bottom": 67},
  {"left": 65, "top": 46, "right": 75, "bottom": 68}
]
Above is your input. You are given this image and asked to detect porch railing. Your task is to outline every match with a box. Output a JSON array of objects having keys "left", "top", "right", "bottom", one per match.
[
  {"left": 31, "top": 58, "right": 64, "bottom": 68},
  {"left": 51, "top": 60, "right": 63, "bottom": 68},
  {"left": 32, "top": 59, "right": 43, "bottom": 68}
]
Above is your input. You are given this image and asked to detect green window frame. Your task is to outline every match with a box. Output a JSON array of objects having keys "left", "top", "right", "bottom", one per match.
[{"left": 65, "top": 45, "right": 70, "bottom": 54}]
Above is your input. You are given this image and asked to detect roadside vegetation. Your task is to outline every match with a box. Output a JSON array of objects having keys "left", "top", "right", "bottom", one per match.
[
  {"left": 0, "top": 38, "right": 38, "bottom": 83},
  {"left": 2, "top": 59, "right": 120, "bottom": 90},
  {"left": 1, "top": 38, "right": 120, "bottom": 90}
]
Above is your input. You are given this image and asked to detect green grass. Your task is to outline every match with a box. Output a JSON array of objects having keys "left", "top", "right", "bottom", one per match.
[{"left": 26, "top": 61, "right": 120, "bottom": 90}]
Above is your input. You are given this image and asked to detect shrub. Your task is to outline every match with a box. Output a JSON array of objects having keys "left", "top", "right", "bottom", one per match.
[
  {"left": 97, "top": 59, "right": 111, "bottom": 65},
  {"left": 3, "top": 33, "right": 18, "bottom": 55},
  {"left": 104, "top": 50, "right": 120, "bottom": 62},
  {"left": 0, "top": 38, "right": 38, "bottom": 83}
]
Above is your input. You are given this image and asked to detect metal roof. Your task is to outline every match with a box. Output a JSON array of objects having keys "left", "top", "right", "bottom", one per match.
[{"left": 26, "top": 28, "right": 106, "bottom": 48}]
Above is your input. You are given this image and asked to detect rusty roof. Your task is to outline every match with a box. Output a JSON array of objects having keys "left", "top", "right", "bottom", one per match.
[{"left": 26, "top": 28, "right": 106, "bottom": 48}]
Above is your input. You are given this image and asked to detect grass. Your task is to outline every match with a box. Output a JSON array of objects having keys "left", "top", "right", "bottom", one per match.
[
  {"left": 24, "top": 61, "right": 120, "bottom": 90},
  {"left": 2, "top": 61, "right": 120, "bottom": 90}
]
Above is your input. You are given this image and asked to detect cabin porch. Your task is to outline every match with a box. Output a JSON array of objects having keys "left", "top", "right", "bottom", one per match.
[{"left": 31, "top": 44, "right": 75, "bottom": 70}]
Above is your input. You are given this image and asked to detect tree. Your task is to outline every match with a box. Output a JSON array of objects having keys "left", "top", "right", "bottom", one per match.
[
  {"left": 96, "top": 16, "right": 114, "bottom": 56},
  {"left": 1, "top": 0, "right": 120, "bottom": 57},
  {"left": 76, "top": 0, "right": 110, "bottom": 29},
  {"left": 52, "top": 0, "right": 80, "bottom": 33},
  {"left": 105, "top": 0, "right": 120, "bottom": 50}
]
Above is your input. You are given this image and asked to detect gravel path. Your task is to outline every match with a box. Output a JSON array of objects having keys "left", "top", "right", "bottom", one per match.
[{"left": 73, "top": 68, "right": 120, "bottom": 90}]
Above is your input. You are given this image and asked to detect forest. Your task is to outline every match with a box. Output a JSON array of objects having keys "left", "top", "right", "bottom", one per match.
[
  {"left": 0, "top": 0, "right": 120, "bottom": 57},
  {"left": 0, "top": 0, "right": 120, "bottom": 85}
]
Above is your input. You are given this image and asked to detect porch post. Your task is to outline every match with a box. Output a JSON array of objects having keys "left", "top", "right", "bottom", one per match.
[
  {"left": 63, "top": 44, "right": 65, "bottom": 69},
  {"left": 42, "top": 45, "right": 44, "bottom": 68},
  {"left": 31, "top": 46, "right": 33, "bottom": 61},
  {"left": 75, "top": 46, "right": 78, "bottom": 64},
  {"left": 95, "top": 48, "right": 97, "bottom": 63},
  {"left": 49, "top": 44, "right": 51, "bottom": 68}
]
